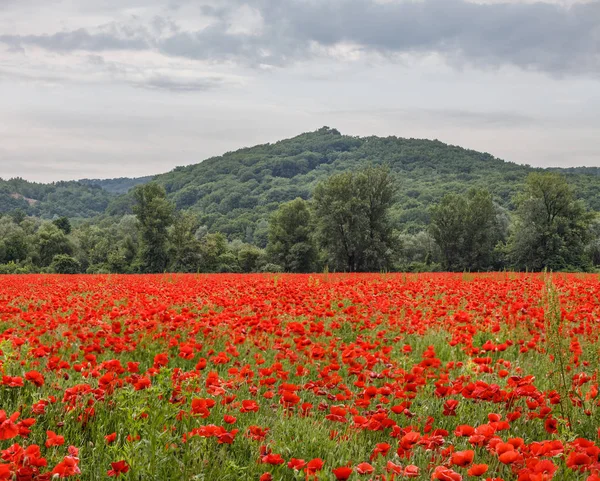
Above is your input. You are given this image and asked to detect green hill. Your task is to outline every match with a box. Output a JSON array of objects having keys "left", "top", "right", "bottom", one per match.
[
  {"left": 3, "top": 128, "right": 599, "bottom": 239},
  {"left": 79, "top": 176, "right": 155, "bottom": 194},
  {"left": 0, "top": 177, "right": 114, "bottom": 218},
  {"left": 131, "top": 127, "right": 600, "bottom": 238}
]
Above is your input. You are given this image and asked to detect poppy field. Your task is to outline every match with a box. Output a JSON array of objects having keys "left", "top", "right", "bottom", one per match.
[{"left": 0, "top": 273, "right": 599, "bottom": 481}]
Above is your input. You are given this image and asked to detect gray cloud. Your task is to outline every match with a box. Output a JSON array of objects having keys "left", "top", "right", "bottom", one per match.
[
  {"left": 138, "top": 74, "right": 225, "bottom": 91},
  {"left": 0, "top": 27, "right": 150, "bottom": 52},
  {"left": 1, "top": 0, "right": 598, "bottom": 76}
]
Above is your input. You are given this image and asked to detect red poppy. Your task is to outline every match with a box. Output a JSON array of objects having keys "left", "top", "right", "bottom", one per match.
[
  {"left": 46, "top": 430, "right": 65, "bottom": 447},
  {"left": 451, "top": 450, "right": 474, "bottom": 467},
  {"left": 332, "top": 466, "right": 353, "bottom": 480},
  {"left": 356, "top": 462, "right": 374, "bottom": 474},
  {"left": 107, "top": 460, "right": 130, "bottom": 477},
  {"left": 467, "top": 464, "right": 488, "bottom": 476}
]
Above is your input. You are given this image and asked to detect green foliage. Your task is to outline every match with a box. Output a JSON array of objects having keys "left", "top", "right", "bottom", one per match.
[
  {"left": 35, "top": 222, "right": 73, "bottom": 267},
  {"left": 313, "top": 166, "right": 395, "bottom": 272},
  {"left": 52, "top": 216, "right": 72, "bottom": 234},
  {"left": 128, "top": 128, "right": 600, "bottom": 239},
  {"left": 395, "top": 231, "right": 442, "bottom": 271},
  {"left": 267, "top": 198, "right": 317, "bottom": 272},
  {"left": 50, "top": 254, "right": 81, "bottom": 274},
  {"left": 79, "top": 176, "right": 153, "bottom": 194},
  {"left": 429, "top": 189, "right": 507, "bottom": 271},
  {"left": 236, "top": 244, "right": 263, "bottom": 273},
  {"left": 508, "top": 173, "right": 594, "bottom": 271},
  {"left": 0, "top": 177, "right": 114, "bottom": 218},
  {"left": 133, "top": 183, "right": 174, "bottom": 273},
  {"left": 3, "top": 128, "right": 600, "bottom": 234},
  {"left": 168, "top": 212, "right": 201, "bottom": 272},
  {"left": 197, "top": 232, "right": 229, "bottom": 272},
  {"left": 2, "top": 129, "right": 600, "bottom": 274},
  {"left": 0, "top": 262, "right": 33, "bottom": 274},
  {"left": 0, "top": 217, "right": 29, "bottom": 264}
]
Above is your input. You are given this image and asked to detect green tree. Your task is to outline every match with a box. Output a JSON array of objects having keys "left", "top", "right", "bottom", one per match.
[
  {"left": 0, "top": 217, "right": 29, "bottom": 264},
  {"left": 36, "top": 222, "right": 73, "bottom": 267},
  {"left": 51, "top": 254, "right": 81, "bottom": 274},
  {"left": 429, "top": 189, "right": 505, "bottom": 271},
  {"left": 237, "top": 244, "right": 263, "bottom": 273},
  {"left": 133, "top": 183, "right": 174, "bottom": 273},
  {"left": 197, "top": 233, "right": 228, "bottom": 272},
  {"left": 508, "top": 173, "right": 594, "bottom": 271},
  {"left": 267, "top": 198, "right": 317, "bottom": 272},
  {"left": 396, "top": 231, "right": 441, "bottom": 271},
  {"left": 53, "top": 216, "right": 72, "bottom": 234},
  {"left": 585, "top": 218, "right": 600, "bottom": 267},
  {"left": 313, "top": 166, "right": 395, "bottom": 272},
  {"left": 168, "top": 211, "right": 201, "bottom": 272}
]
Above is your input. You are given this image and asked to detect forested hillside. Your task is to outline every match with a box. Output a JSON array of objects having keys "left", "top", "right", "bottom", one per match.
[
  {"left": 79, "top": 176, "right": 154, "bottom": 194},
  {"left": 2, "top": 128, "right": 600, "bottom": 238},
  {"left": 145, "top": 127, "right": 600, "bottom": 238},
  {"left": 2, "top": 127, "right": 599, "bottom": 274},
  {"left": 0, "top": 177, "right": 114, "bottom": 218}
]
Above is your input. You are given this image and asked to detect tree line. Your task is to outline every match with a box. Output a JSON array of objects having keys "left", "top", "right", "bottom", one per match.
[{"left": 0, "top": 166, "right": 598, "bottom": 274}]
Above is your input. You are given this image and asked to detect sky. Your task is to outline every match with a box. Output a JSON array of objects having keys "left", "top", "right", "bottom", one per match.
[{"left": 0, "top": 0, "right": 599, "bottom": 183}]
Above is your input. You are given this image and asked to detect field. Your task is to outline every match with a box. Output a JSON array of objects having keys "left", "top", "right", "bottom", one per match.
[{"left": 0, "top": 273, "right": 598, "bottom": 481}]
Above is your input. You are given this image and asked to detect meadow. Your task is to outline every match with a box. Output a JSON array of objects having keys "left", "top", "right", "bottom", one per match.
[{"left": 0, "top": 273, "right": 598, "bottom": 480}]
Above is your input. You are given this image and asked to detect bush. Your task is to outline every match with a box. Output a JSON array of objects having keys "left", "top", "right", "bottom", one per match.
[
  {"left": 51, "top": 254, "right": 81, "bottom": 274},
  {"left": 259, "top": 263, "right": 284, "bottom": 273},
  {"left": 0, "top": 262, "right": 34, "bottom": 274}
]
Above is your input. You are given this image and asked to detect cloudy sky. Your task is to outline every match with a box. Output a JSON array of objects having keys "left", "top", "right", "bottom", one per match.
[{"left": 1, "top": 0, "right": 599, "bottom": 182}]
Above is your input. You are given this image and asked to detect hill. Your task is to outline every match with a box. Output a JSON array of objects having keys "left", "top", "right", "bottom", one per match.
[
  {"left": 2, "top": 128, "right": 599, "bottom": 238},
  {"left": 121, "top": 127, "right": 600, "bottom": 238},
  {"left": 0, "top": 177, "right": 114, "bottom": 218},
  {"left": 79, "top": 176, "right": 155, "bottom": 194}
]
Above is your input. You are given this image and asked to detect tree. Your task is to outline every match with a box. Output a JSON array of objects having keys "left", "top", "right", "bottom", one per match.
[
  {"left": 237, "top": 244, "right": 263, "bottom": 273},
  {"left": 429, "top": 189, "right": 505, "bottom": 271},
  {"left": 0, "top": 217, "right": 29, "bottom": 264},
  {"left": 51, "top": 254, "right": 81, "bottom": 274},
  {"left": 396, "top": 231, "right": 441, "bottom": 271},
  {"left": 197, "top": 233, "right": 229, "bottom": 272},
  {"left": 36, "top": 222, "right": 73, "bottom": 267},
  {"left": 168, "top": 212, "right": 201, "bottom": 272},
  {"left": 53, "top": 217, "right": 72, "bottom": 235},
  {"left": 133, "top": 183, "right": 174, "bottom": 273},
  {"left": 313, "top": 166, "right": 395, "bottom": 272},
  {"left": 508, "top": 173, "right": 594, "bottom": 271},
  {"left": 267, "top": 198, "right": 317, "bottom": 272},
  {"left": 585, "top": 218, "right": 600, "bottom": 267}
]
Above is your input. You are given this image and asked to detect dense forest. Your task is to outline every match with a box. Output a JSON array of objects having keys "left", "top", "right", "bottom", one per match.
[{"left": 1, "top": 127, "right": 599, "bottom": 274}]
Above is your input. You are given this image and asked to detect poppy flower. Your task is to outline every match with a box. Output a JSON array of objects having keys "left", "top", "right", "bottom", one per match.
[
  {"left": 306, "top": 458, "right": 324, "bottom": 475},
  {"left": 52, "top": 456, "right": 81, "bottom": 477},
  {"left": 46, "top": 430, "right": 65, "bottom": 447},
  {"left": 287, "top": 458, "right": 306, "bottom": 470},
  {"left": 0, "top": 411, "right": 20, "bottom": 441},
  {"left": 356, "top": 462, "right": 374, "bottom": 474},
  {"left": 332, "top": 466, "right": 353, "bottom": 480},
  {"left": 431, "top": 466, "right": 462, "bottom": 481},
  {"left": 404, "top": 465, "right": 420, "bottom": 477},
  {"left": 370, "top": 442, "right": 391, "bottom": 460},
  {"left": 261, "top": 453, "right": 285, "bottom": 465},
  {"left": 467, "top": 464, "right": 488, "bottom": 476},
  {"left": 25, "top": 371, "right": 45, "bottom": 387},
  {"left": 107, "top": 460, "right": 130, "bottom": 477},
  {"left": 451, "top": 450, "right": 474, "bottom": 467}
]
